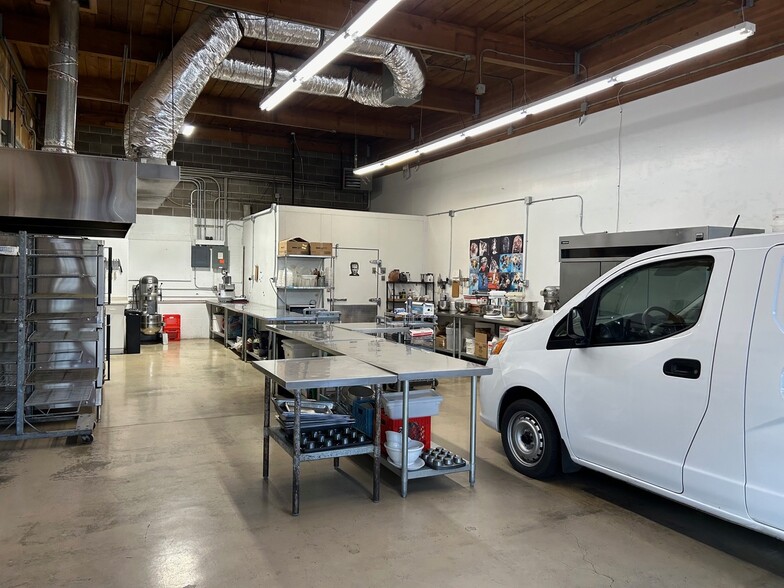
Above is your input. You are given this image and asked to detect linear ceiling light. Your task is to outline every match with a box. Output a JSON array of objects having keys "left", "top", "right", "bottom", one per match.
[
  {"left": 354, "top": 21, "right": 755, "bottom": 176},
  {"left": 260, "top": 0, "right": 405, "bottom": 111}
]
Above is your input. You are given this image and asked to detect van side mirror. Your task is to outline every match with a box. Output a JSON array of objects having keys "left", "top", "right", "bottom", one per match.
[{"left": 567, "top": 307, "right": 589, "bottom": 346}]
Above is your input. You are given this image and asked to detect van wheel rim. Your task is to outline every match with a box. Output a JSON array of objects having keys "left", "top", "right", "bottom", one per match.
[{"left": 508, "top": 412, "right": 544, "bottom": 466}]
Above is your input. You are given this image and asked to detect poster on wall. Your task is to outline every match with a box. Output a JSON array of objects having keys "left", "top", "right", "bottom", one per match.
[{"left": 469, "top": 234, "right": 524, "bottom": 294}]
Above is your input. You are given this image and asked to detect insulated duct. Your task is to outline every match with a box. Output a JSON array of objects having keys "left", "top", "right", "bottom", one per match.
[
  {"left": 213, "top": 49, "right": 387, "bottom": 108},
  {"left": 125, "top": 10, "right": 425, "bottom": 160},
  {"left": 124, "top": 7, "right": 243, "bottom": 162},
  {"left": 43, "top": 0, "right": 79, "bottom": 153}
]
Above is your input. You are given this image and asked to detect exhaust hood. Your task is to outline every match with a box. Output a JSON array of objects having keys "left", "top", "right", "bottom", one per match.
[{"left": 0, "top": 148, "right": 137, "bottom": 238}]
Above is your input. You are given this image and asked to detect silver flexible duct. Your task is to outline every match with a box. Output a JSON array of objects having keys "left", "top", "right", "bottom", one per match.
[
  {"left": 126, "top": 11, "right": 425, "bottom": 160},
  {"left": 125, "top": 7, "right": 243, "bottom": 161},
  {"left": 239, "top": 15, "right": 424, "bottom": 106},
  {"left": 213, "top": 48, "right": 385, "bottom": 107},
  {"left": 43, "top": 0, "right": 79, "bottom": 153}
]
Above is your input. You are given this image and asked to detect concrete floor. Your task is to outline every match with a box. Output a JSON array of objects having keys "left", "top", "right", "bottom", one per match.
[{"left": 1, "top": 339, "right": 783, "bottom": 587}]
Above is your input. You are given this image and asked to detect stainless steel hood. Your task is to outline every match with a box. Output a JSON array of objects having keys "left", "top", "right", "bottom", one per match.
[
  {"left": 0, "top": 148, "right": 137, "bottom": 238},
  {"left": 137, "top": 161, "right": 181, "bottom": 209}
]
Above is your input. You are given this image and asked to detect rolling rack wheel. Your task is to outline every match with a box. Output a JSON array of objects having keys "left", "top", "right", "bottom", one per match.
[{"left": 80, "top": 434, "right": 94, "bottom": 444}]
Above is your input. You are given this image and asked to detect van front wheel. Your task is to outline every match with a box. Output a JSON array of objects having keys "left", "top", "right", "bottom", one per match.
[{"left": 501, "top": 399, "right": 560, "bottom": 479}]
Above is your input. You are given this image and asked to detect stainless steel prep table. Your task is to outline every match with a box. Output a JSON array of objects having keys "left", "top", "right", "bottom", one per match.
[
  {"left": 205, "top": 301, "right": 322, "bottom": 361},
  {"left": 265, "top": 325, "right": 493, "bottom": 497},
  {"left": 252, "top": 356, "right": 397, "bottom": 516},
  {"left": 326, "top": 338, "right": 491, "bottom": 496}
]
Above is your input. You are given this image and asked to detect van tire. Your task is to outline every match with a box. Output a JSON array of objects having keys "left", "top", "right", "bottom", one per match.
[{"left": 501, "top": 399, "right": 560, "bottom": 479}]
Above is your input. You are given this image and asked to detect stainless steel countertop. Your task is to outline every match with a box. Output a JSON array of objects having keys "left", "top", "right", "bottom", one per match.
[
  {"left": 208, "top": 301, "right": 318, "bottom": 323},
  {"left": 327, "top": 338, "right": 492, "bottom": 380},
  {"left": 251, "top": 356, "right": 396, "bottom": 389},
  {"left": 436, "top": 311, "right": 528, "bottom": 327},
  {"left": 336, "top": 321, "right": 431, "bottom": 334}
]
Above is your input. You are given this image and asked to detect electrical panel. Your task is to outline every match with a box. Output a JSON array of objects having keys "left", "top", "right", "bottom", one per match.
[
  {"left": 191, "top": 245, "right": 211, "bottom": 269},
  {"left": 211, "top": 245, "right": 229, "bottom": 270}
]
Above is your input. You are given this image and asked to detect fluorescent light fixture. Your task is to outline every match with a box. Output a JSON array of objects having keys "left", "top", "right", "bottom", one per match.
[
  {"left": 354, "top": 21, "right": 755, "bottom": 177},
  {"left": 615, "top": 22, "right": 755, "bottom": 82},
  {"left": 418, "top": 133, "right": 467, "bottom": 154},
  {"left": 180, "top": 123, "right": 195, "bottom": 137},
  {"left": 464, "top": 110, "right": 528, "bottom": 137},
  {"left": 526, "top": 78, "right": 615, "bottom": 115},
  {"left": 260, "top": 0, "right": 404, "bottom": 111}
]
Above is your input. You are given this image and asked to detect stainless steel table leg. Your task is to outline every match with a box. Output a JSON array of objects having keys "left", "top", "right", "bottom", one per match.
[
  {"left": 469, "top": 375, "right": 477, "bottom": 486},
  {"left": 401, "top": 380, "right": 410, "bottom": 497},
  {"left": 241, "top": 312, "right": 247, "bottom": 361},
  {"left": 372, "top": 383, "right": 381, "bottom": 502},
  {"left": 224, "top": 307, "right": 229, "bottom": 348},
  {"left": 333, "top": 457, "right": 340, "bottom": 469},
  {"left": 263, "top": 376, "right": 270, "bottom": 478},
  {"left": 293, "top": 390, "right": 301, "bottom": 516}
]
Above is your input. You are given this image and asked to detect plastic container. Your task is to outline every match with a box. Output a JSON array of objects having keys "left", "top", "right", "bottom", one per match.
[
  {"left": 446, "top": 323, "right": 459, "bottom": 351},
  {"left": 298, "top": 274, "right": 318, "bottom": 287},
  {"left": 380, "top": 389, "right": 442, "bottom": 419},
  {"left": 381, "top": 412, "right": 431, "bottom": 453},
  {"left": 281, "top": 339, "right": 319, "bottom": 359},
  {"left": 163, "top": 314, "right": 181, "bottom": 329}
]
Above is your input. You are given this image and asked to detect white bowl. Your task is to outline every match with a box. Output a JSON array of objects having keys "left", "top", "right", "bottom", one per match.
[
  {"left": 385, "top": 430, "right": 402, "bottom": 445},
  {"left": 385, "top": 440, "right": 424, "bottom": 468}
]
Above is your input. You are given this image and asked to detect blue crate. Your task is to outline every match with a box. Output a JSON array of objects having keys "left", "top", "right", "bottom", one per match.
[{"left": 353, "top": 401, "right": 375, "bottom": 437}]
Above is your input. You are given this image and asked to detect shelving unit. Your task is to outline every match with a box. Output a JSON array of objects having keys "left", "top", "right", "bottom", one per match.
[
  {"left": 434, "top": 311, "right": 529, "bottom": 363},
  {"left": 276, "top": 255, "right": 332, "bottom": 311},
  {"left": 0, "top": 231, "right": 104, "bottom": 443},
  {"left": 386, "top": 281, "right": 435, "bottom": 311}
]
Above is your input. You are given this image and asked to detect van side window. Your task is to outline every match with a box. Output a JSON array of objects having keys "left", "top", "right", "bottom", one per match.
[{"left": 591, "top": 256, "right": 714, "bottom": 345}]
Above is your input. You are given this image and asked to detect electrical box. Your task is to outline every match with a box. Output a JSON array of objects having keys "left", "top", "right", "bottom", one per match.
[
  {"left": 191, "top": 245, "right": 211, "bottom": 269},
  {"left": 212, "top": 245, "right": 229, "bottom": 270}
]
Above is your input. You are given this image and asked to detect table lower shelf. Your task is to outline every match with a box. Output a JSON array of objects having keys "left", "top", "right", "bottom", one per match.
[
  {"left": 380, "top": 457, "right": 471, "bottom": 479},
  {"left": 268, "top": 427, "right": 375, "bottom": 461}
]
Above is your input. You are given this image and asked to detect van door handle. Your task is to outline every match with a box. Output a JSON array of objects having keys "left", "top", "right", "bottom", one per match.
[{"left": 663, "top": 358, "right": 701, "bottom": 379}]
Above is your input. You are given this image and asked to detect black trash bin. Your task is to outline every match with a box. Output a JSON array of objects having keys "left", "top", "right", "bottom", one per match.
[{"left": 124, "top": 309, "right": 141, "bottom": 354}]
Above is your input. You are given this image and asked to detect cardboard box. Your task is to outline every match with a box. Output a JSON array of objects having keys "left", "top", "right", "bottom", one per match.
[
  {"left": 474, "top": 328, "right": 492, "bottom": 359},
  {"left": 310, "top": 242, "right": 333, "bottom": 256},
  {"left": 278, "top": 237, "right": 310, "bottom": 256},
  {"left": 435, "top": 335, "right": 447, "bottom": 349}
]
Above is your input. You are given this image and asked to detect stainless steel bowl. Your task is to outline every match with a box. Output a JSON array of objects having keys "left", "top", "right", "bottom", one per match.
[
  {"left": 455, "top": 300, "right": 468, "bottom": 313},
  {"left": 141, "top": 314, "right": 162, "bottom": 335},
  {"left": 437, "top": 300, "right": 449, "bottom": 311}
]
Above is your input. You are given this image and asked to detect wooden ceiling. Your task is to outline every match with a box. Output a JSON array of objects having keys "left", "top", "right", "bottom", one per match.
[{"left": 3, "top": 0, "right": 784, "bottom": 167}]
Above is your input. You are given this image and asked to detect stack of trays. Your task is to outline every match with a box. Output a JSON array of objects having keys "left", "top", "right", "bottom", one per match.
[{"left": 274, "top": 398, "right": 355, "bottom": 432}]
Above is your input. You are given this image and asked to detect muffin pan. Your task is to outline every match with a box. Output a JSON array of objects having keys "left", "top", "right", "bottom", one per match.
[
  {"left": 423, "top": 447, "right": 466, "bottom": 470},
  {"left": 288, "top": 425, "right": 371, "bottom": 453}
]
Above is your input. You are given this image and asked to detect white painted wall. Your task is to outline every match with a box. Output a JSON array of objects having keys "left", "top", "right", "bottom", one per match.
[
  {"left": 102, "top": 214, "right": 243, "bottom": 344},
  {"left": 243, "top": 205, "right": 428, "bottom": 308},
  {"left": 372, "top": 55, "right": 784, "bottom": 302}
]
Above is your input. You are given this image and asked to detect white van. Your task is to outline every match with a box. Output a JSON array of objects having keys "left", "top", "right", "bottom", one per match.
[{"left": 479, "top": 233, "right": 784, "bottom": 540}]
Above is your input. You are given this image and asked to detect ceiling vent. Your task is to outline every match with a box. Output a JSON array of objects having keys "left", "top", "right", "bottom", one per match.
[
  {"left": 35, "top": 0, "right": 97, "bottom": 13},
  {"left": 342, "top": 168, "right": 372, "bottom": 192}
]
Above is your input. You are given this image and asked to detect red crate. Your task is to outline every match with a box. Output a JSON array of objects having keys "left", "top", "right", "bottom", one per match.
[
  {"left": 380, "top": 411, "right": 431, "bottom": 455},
  {"left": 164, "top": 328, "right": 180, "bottom": 341},
  {"left": 162, "top": 314, "right": 181, "bottom": 329}
]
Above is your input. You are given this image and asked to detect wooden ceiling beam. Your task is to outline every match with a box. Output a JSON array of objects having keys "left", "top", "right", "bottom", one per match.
[
  {"left": 7, "top": 13, "right": 474, "bottom": 115},
  {"left": 195, "top": 0, "right": 575, "bottom": 66},
  {"left": 26, "top": 70, "right": 411, "bottom": 139},
  {"left": 75, "top": 111, "right": 350, "bottom": 154},
  {"left": 1, "top": 13, "right": 169, "bottom": 64}
]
